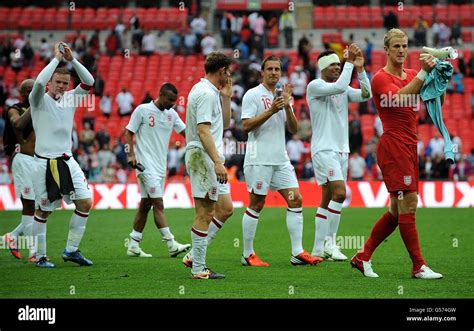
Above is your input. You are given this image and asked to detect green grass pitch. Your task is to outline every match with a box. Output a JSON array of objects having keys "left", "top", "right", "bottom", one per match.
[{"left": 0, "top": 208, "right": 472, "bottom": 298}]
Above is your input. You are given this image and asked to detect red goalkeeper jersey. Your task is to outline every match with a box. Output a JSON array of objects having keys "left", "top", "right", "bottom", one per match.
[{"left": 371, "top": 68, "right": 419, "bottom": 145}]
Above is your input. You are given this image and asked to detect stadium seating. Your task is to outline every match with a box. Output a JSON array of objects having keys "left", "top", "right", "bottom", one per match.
[{"left": 312, "top": 4, "right": 474, "bottom": 29}]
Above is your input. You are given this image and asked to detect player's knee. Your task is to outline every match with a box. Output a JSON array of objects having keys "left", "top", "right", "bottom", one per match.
[
  {"left": 331, "top": 189, "right": 346, "bottom": 203},
  {"left": 76, "top": 199, "right": 92, "bottom": 213},
  {"left": 249, "top": 201, "right": 264, "bottom": 213},
  {"left": 140, "top": 199, "right": 152, "bottom": 212},
  {"left": 288, "top": 193, "right": 303, "bottom": 208},
  {"left": 220, "top": 206, "right": 233, "bottom": 221},
  {"left": 151, "top": 198, "right": 164, "bottom": 211},
  {"left": 35, "top": 209, "right": 50, "bottom": 220}
]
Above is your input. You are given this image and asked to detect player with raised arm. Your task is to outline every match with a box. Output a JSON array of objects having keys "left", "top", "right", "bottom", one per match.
[
  {"left": 240, "top": 55, "right": 322, "bottom": 267},
  {"left": 352, "top": 29, "right": 443, "bottom": 279},
  {"left": 2, "top": 79, "right": 37, "bottom": 262},
  {"left": 124, "top": 83, "right": 191, "bottom": 258},
  {"left": 30, "top": 42, "right": 95, "bottom": 268},
  {"left": 183, "top": 51, "right": 234, "bottom": 279},
  {"left": 306, "top": 45, "right": 372, "bottom": 261}
]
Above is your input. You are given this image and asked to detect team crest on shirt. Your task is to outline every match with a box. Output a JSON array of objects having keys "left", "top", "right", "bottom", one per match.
[
  {"left": 24, "top": 187, "right": 30, "bottom": 195},
  {"left": 41, "top": 199, "right": 47, "bottom": 207},
  {"left": 256, "top": 181, "right": 263, "bottom": 190},
  {"left": 150, "top": 187, "right": 156, "bottom": 194},
  {"left": 211, "top": 186, "right": 217, "bottom": 196},
  {"left": 328, "top": 169, "right": 335, "bottom": 177},
  {"left": 404, "top": 176, "right": 412, "bottom": 185},
  {"left": 167, "top": 114, "right": 172, "bottom": 123}
]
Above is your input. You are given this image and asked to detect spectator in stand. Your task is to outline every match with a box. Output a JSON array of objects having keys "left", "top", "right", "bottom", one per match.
[
  {"left": 105, "top": 29, "right": 119, "bottom": 56},
  {"left": 80, "top": 122, "right": 96, "bottom": 149},
  {"left": 81, "top": 47, "right": 97, "bottom": 74},
  {"left": 0, "top": 76, "right": 6, "bottom": 107},
  {"left": 468, "top": 50, "right": 474, "bottom": 78},
  {"left": 88, "top": 29, "right": 100, "bottom": 51},
  {"left": 94, "top": 73, "right": 105, "bottom": 97},
  {"left": 240, "top": 21, "right": 252, "bottom": 46},
  {"left": 88, "top": 146, "right": 101, "bottom": 182},
  {"left": 364, "top": 37, "right": 373, "bottom": 65},
  {"left": 428, "top": 132, "right": 444, "bottom": 158},
  {"left": 297, "top": 34, "right": 311, "bottom": 71},
  {"left": 115, "top": 19, "right": 126, "bottom": 51},
  {"left": 168, "top": 141, "right": 184, "bottom": 177},
  {"left": 413, "top": 16, "right": 428, "bottom": 46},
  {"left": 5, "top": 89, "right": 20, "bottom": 107},
  {"left": 438, "top": 22, "right": 450, "bottom": 47},
  {"left": 96, "top": 124, "right": 110, "bottom": 150},
  {"left": 190, "top": 15, "right": 207, "bottom": 41},
  {"left": 422, "top": 156, "right": 433, "bottom": 179},
  {"left": 417, "top": 135, "right": 424, "bottom": 156},
  {"left": 201, "top": 33, "right": 217, "bottom": 57},
  {"left": 468, "top": 148, "right": 474, "bottom": 173},
  {"left": 116, "top": 87, "right": 134, "bottom": 117},
  {"left": 349, "top": 151, "right": 366, "bottom": 181},
  {"left": 433, "top": 153, "right": 449, "bottom": 179},
  {"left": 220, "top": 12, "right": 232, "bottom": 48},
  {"left": 170, "top": 30, "right": 184, "bottom": 55},
  {"left": 236, "top": 40, "right": 250, "bottom": 60},
  {"left": 0, "top": 164, "right": 11, "bottom": 184},
  {"left": 297, "top": 109, "right": 312, "bottom": 142},
  {"left": 365, "top": 135, "right": 378, "bottom": 176},
  {"left": 452, "top": 134, "right": 462, "bottom": 161},
  {"left": 453, "top": 155, "right": 470, "bottom": 181},
  {"left": 100, "top": 93, "right": 112, "bottom": 118},
  {"left": 9, "top": 48, "right": 23, "bottom": 72},
  {"left": 286, "top": 134, "right": 307, "bottom": 169},
  {"left": 184, "top": 29, "right": 197, "bottom": 55},
  {"left": 449, "top": 71, "right": 464, "bottom": 94},
  {"left": 279, "top": 9, "right": 296, "bottom": 49},
  {"left": 450, "top": 20, "right": 462, "bottom": 46},
  {"left": 383, "top": 10, "right": 399, "bottom": 31},
  {"left": 141, "top": 29, "right": 156, "bottom": 56},
  {"left": 349, "top": 113, "right": 363, "bottom": 153},
  {"left": 113, "top": 137, "right": 128, "bottom": 169},
  {"left": 72, "top": 123, "right": 80, "bottom": 156},
  {"left": 300, "top": 157, "right": 315, "bottom": 180},
  {"left": 266, "top": 14, "right": 279, "bottom": 48},
  {"left": 290, "top": 66, "right": 307, "bottom": 100},
  {"left": 22, "top": 41, "right": 34, "bottom": 69},
  {"left": 39, "top": 38, "right": 52, "bottom": 61},
  {"left": 116, "top": 165, "right": 128, "bottom": 183},
  {"left": 77, "top": 146, "right": 90, "bottom": 179},
  {"left": 231, "top": 13, "right": 243, "bottom": 36},
  {"left": 98, "top": 143, "right": 116, "bottom": 170}
]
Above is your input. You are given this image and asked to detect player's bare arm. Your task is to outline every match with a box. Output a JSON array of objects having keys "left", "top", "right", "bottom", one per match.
[
  {"left": 197, "top": 123, "right": 228, "bottom": 184},
  {"left": 242, "top": 96, "right": 285, "bottom": 133},
  {"left": 179, "top": 130, "right": 185, "bottom": 138},
  {"left": 124, "top": 129, "right": 137, "bottom": 168},
  {"left": 220, "top": 76, "right": 233, "bottom": 129},
  {"left": 282, "top": 84, "right": 297, "bottom": 134},
  {"left": 8, "top": 107, "right": 31, "bottom": 131}
]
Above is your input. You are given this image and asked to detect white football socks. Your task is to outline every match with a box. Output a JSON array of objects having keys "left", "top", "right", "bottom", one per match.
[
  {"left": 207, "top": 217, "right": 224, "bottom": 246},
  {"left": 159, "top": 227, "right": 175, "bottom": 250},
  {"left": 33, "top": 215, "right": 47, "bottom": 259},
  {"left": 327, "top": 201, "right": 343, "bottom": 249},
  {"left": 129, "top": 229, "right": 142, "bottom": 250},
  {"left": 191, "top": 227, "right": 208, "bottom": 273},
  {"left": 242, "top": 208, "right": 259, "bottom": 258},
  {"left": 312, "top": 207, "right": 329, "bottom": 256},
  {"left": 287, "top": 207, "right": 304, "bottom": 256},
  {"left": 66, "top": 210, "right": 89, "bottom": 253}
]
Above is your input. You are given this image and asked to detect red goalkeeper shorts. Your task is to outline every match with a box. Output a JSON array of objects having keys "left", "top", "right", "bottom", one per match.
[{"left": 377, "top": 134, "right": 419, "bottom": 194}]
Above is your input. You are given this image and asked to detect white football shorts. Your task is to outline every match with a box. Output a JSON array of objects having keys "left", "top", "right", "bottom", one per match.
[
  {"left": 137, "top": 172, "right": 165, "bottom": 198},
  {"left": 244, "top": 162, "right": 299, "bottom": 195},
  {"left": 312, "top": 150, "right": 348, "bottom": 186},
  {"left": 12, "top": 153, "right": 36, "bottom": 200}
]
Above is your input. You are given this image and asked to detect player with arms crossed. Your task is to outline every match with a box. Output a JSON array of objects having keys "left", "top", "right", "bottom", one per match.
[
  {"left": 124, "top": 83, "right": 190, "bottom": 258},
  {"left": 2, "top": 79, "right": 37, "bottom": 261},
  {"left": 183, "top": 52, "right": 234, "bottom": 279},
  {"left": 240, "top": 55, "right": 321, "bottom": 267},
  {"left": 352, "top": 29, "right": 442, "bottom": 279},
  {"left": 30, "top": 42, "right": 94, "bottom": 268},
  {"left": 306, "top": 45, "right": 372, "bottom": 261}
]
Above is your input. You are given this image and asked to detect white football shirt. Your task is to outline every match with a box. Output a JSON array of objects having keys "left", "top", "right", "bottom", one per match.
[
  {"left": 241, "top": 84, "right": 289, "bottom": 166},
  {"left": 306, "top": 63, "right": 371, "bottom": 155},
  {"left": 31, "top": 86, "right": 89, "bottom": 158},
  {"left": 185, "top": 78, "right": 224, "bottom": 161},
  {"left": 126, "top": 102, "right": 185, "bottom": 176}
]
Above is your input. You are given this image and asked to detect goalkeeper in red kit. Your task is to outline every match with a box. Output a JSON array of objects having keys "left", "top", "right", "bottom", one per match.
[{"left": 351, "top": 29, "right": 443, "bottom": 279}]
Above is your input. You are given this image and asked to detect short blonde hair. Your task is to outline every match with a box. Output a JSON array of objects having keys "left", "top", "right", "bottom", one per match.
[{"left": 384, "top": 28, "right": 408, "bottom": 47}]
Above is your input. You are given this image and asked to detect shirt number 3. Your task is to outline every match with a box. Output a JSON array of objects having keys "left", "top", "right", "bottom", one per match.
[{"left": 148, "top": 115, "right": 155, "bottom": 127}]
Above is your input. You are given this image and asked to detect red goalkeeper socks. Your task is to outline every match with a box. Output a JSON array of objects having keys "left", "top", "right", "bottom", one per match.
[
  {"left": 398, "top": 213, "right": 425, "bottom": 272},
  {"left": 357, "top": 211, "right": 398, "bottom": 261}
]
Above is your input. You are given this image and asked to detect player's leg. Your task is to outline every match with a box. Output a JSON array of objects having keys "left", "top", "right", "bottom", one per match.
[
  {"left": 127, "top": 198, "right": 152, "bottom": 257},
  {"left": 241, "top": 191, "right": 268, "bottom": 266},
  {"left": 279, "top": 187, "right": 322, "bottom": 266},
  {"left": 312, "top": 185, "right": 331, "bottom": 257},
  {"left": 150, "top": 197, "right": 191, "bottom": 257},
  {"left": 397, "top": 192, "right": 442, "bottom": 279},
  {"left": 324, "top": 180, "right": 347, "bottom": 261},
  {"left": 208, "top": 192, "right": 233, "bottom": 246},
  {"left": 351, "top": 196, "right": 399, "bottom": 278},
  {"left": 275, "top": 163, "right": 322, "bottom": 265},
  {"left": 241, "top": 165, "right": 270, "bottom": 266},
  {"left": 62, "top": 158, "right": 94, "bottom": 266}
]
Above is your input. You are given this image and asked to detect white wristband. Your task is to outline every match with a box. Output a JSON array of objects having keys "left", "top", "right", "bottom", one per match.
[{"left": 416, "top": 69, "right": 428, "bottom": 81}]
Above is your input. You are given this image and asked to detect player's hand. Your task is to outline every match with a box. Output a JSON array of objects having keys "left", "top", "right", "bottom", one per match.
[
  {"left": 220, "top": 76, "right": 233, "bottom": 98},
  {"left": 54, "top": 42, "right": 64, "bottom": 61},
  {"left": 282, "top": 84, "right": 293, "bottom": 107},
  {"left": 127, "top": 155, "right": 137, "bottom": 169},
  {"left": 61, "top": 43, "right": 74, "bottom": 62},
  {"left": 269, "top": 96, "right": 285, "bottom": 114},
  {"left": 214, "top": 161, "right": 228, "bottom": 184},
  {"left": 421, "top": 54, "right": 437, "bottom": 73},
  {"left": 346, "top": 44, "right": 359, "bottom": 63}
]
